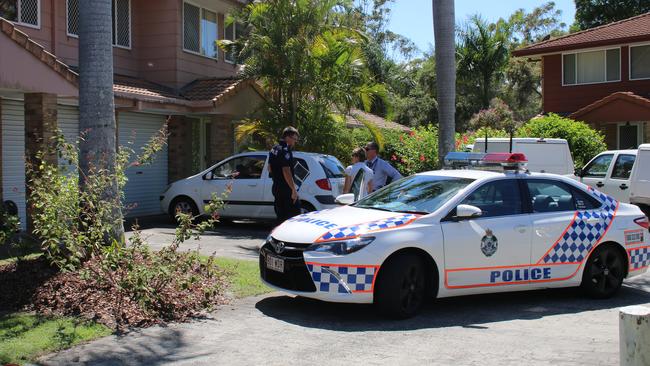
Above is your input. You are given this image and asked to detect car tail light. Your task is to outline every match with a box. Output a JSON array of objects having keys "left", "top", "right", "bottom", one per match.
[
  {"left": 634, "top": 216, "right": 649, "bottom": 230},
  {"left": 315, "top": 178, "right": 332, "bottom": 191}
]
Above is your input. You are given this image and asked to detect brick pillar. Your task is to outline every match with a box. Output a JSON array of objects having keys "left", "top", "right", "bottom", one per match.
[
  {"left": 0, "top": 97, "right": 3, "bottom": 201},
  {"left": 24, "top": 93, "right": 58, "bottom": 231},
  {"left": 167, "top": 115, "right": 194, "bottom": 183},
  {"left": 210, "top": 115, "right": 234, "bottom": 163}
]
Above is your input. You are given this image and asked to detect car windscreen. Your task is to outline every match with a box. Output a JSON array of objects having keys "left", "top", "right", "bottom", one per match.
[
  {"left": 353, "top": 175, "right": 474, "bottom": 214},
  {"left": 320, "top": 156, "right": 346, "bottom": 178}
]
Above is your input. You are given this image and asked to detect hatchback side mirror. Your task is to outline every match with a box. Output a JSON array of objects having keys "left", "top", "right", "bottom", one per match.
[
  {"left": 203, "top": 171, "right": 214, "bottom": 180},
  {"left": 335, "top": 193, "right": 355, "bottom": 205},
  {"left": 574, "top": 168, "right": 584, "bottom": 177},
  {"left": 453, "top": 204, "right": 483, "bottom": 221}
]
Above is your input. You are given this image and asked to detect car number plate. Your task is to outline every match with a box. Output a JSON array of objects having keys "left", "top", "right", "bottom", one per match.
[{"left": 266, "top": 254, "right": 284, "bottom": 273}]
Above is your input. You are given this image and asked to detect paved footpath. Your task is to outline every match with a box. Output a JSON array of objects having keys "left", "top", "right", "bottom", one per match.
[{"left": 41, "top": 273, "right": 650, "bottom": 366}]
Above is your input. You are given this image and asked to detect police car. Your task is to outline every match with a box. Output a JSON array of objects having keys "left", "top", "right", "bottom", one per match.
[{"left": 259, "top": 153, "right": 650, "bottom": 318}]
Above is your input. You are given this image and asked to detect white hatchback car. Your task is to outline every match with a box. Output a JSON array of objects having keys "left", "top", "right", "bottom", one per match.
[
  {"left": 260, "top": 152, "right": 649, "bottom": 318},
  {"left": 160, "top": 151, "right": 346, "bottom": 220}
]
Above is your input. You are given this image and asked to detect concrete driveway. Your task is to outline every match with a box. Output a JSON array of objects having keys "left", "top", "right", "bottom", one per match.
[
  {"left": 41, "top": 270, "right": 650, "bottom": 365},
  {"left": 124, "top": 215, "right": 272, "bottom": 260}
]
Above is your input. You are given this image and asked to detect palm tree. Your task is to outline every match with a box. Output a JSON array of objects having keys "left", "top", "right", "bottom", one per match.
[
  {"left": 78, "top": 0, "right": 123, "bottom": 241},
  {"left": 432, "top": 0, "right": 456, "bottom": 166}
]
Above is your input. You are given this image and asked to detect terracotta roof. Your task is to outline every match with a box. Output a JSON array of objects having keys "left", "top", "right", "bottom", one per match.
[
  {"left": 0, "top": 17, "right": 78, "bottom": 86},
  {"left": 181, "top": 77, "right": 247, "bottom": 101},
  {"left": 513, "top": 12, "right": 650, "bottom": 57},
  {"left": 569, "top": 92, "right": 650, "bottom": 119},
  {"left": 113, "top": 74, "right": 179, "bottom": 100},
  {"left": 346, "top": 109, "right": 411, "bottom": 132}
]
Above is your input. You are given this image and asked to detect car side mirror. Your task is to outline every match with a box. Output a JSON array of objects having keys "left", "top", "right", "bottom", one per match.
[
  {"left": 335, "top": 193, "right": 355, "bottom": 205},
  {"left": 203, "top": 171, "right": 214, "bottom": 180},
  {"left": 574, "top": 168, "right": 584, "bottom": 177},
  {"left": 453, "top": 204, "right": 483, "bottom": 221}
]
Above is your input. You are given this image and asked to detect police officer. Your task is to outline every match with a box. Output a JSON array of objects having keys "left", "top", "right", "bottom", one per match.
[{"left": 269, "top": 127, "right": 301, "bottom": 222}]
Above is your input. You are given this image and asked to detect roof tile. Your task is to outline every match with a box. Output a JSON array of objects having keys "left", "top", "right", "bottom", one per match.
[{"left": 513, "top": 12, "right": 650, "bottom": 57}]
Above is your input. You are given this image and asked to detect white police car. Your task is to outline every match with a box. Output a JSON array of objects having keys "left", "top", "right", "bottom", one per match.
[{"left": 259, "top": 153, "right": 650, "bottom": 318}]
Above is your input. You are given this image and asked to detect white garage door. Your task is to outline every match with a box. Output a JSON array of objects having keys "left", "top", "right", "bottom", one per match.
[
  {"left": 1, "top": 99, "right": 26, "bottom": 228},
  {"left": 57, "top": 105, "right": 79, "bottom": 172},
  {"left": 118, "top": 112, "right": 168, "bottom": 217}
]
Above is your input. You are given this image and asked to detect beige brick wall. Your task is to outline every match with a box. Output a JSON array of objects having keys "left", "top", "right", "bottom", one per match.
[{"left": 209, "top": 115, "right": 234, "bottom": 164}]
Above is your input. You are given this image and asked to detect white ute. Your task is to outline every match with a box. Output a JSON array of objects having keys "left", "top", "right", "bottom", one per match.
[
  {"left": 572, "top": 144, "right": 650, "bottom": 215},
  {"left": 260, "top": 152, "right": 649, "bottom": 318}
]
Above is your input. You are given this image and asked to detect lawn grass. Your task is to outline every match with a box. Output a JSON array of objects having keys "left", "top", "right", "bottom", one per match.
[
  {"left": 212, "top": 257, "right": 273, "bottom": 298},
  {"left": 0, "top": 312, "right": 111, "bottom": 365}
]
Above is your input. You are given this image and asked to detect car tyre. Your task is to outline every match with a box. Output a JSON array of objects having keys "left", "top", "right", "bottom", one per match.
[
  {"left": 581, "top": 244, "right": 626, "bottom": 299},
  {"left": 169, "top": 197, "right": 199, "bottom": 221},
  {"left": 375, "top": 253, "right": 426, "bottom": 319},
  {"left": 300, "top": 201, "right": 316, "bottom": 214}
]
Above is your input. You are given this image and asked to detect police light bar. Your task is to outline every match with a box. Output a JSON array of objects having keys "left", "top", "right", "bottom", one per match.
[{"left": 443, "top": 152, "right": 528, "bottom": 171}]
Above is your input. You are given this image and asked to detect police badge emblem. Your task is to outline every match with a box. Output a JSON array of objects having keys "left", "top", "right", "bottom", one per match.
[{"left": 481, "top": 229, "right": 498, "bottom": 257}]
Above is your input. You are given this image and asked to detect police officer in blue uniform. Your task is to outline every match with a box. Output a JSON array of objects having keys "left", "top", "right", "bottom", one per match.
[{"left": 269, "top": 127, "right": 301, "bottom": 222}]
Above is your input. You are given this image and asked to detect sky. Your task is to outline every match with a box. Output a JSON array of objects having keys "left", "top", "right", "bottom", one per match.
[{"left": 387, "top": 0, "right": 576, "bottom": 57}]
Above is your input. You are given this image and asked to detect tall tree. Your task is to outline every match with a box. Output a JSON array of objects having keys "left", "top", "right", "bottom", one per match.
[
  {"left": 574, "top": 0, "right": 650, "bottom": 30},
  {"left": 78, "top": 0, "right": 123, "bottom": 240},
  {"left": 457, "top": 16, "right": 509, "bottom": 110},
  {"left": 433, "top": 0, "right": 456, "bottom": 165}
]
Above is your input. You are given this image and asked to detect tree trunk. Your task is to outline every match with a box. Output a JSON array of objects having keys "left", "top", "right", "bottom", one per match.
[
  {"left": 78, "top": 0, "right": 124, "bottom": 241},
  {"left": 433, "top": 0, "right": 456, "bottom": 166}
]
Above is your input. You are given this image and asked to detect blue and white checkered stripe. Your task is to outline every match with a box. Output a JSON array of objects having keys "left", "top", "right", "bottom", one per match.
[
  {"left": 542, "top": 188, "right": 618, "bottom": 264},
  {"left": 317, "top": 214, "right": 418, "bottom": 242},
  {"left": 630, "top": 247, "right": 650, "bottom": 270},
  {"left": 306, "top": 264, "right": 377, "bottom": 294}
]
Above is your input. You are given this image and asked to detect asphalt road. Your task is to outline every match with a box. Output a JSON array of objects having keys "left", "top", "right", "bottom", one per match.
[
  {"left": 123, "top": 215, "right": 272, "bottom": 260},
  {"left": 40, "top": 217, "right": 650, "bottom": 365},
  {"left": 41, "top": 273, "right": 650, "bottom": 366}
]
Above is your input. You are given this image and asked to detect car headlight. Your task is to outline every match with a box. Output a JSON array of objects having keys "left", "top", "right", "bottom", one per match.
[{"left": 306, "top": 237, "right": 375, "bottom": 255}]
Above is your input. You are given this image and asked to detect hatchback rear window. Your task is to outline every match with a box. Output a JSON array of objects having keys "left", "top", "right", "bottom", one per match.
[{"left": 320, "top": 156, "right": 345, "bottom": 178}]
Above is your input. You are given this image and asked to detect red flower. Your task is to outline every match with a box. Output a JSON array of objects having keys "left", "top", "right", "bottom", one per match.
[
  {"left": 391, "top": 154, "right": 397, "bottom": 161},
  {"left": 409, "top": 130, "right": 415, "bottom": 137},
  {"left": 419, "top": 155, "right": 425, "bottom": 162},
  {"left": 399, "top": 135, "right": 404, "bottom": 142}
]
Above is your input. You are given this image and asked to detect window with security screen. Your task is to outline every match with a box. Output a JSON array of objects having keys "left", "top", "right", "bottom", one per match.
[
  {"left": 0, "top": 0, "right": 39, "bottom": 27},
  {"left": 183, "top": 1, "right": 218, "bottom": 59},
  {"left": 66, "top": 0, "right": 130, "bottom": 48},
  {"left": 225, "top": 20, "right": 247, "bottom": 63}
]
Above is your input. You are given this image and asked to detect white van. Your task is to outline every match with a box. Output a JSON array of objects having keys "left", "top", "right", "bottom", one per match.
[
  {"left": 472, "top": 138, "right": 575, "bottom": 175},
  {"left": 629, "top": 144, "right": 650, "bottom": 213}
]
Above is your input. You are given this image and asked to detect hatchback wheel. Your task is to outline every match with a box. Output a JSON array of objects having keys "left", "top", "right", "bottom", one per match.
[
  {"left": 300, "top": 201, "right": 316, "bottom": 214},
  {"left": 170, "top": 197, "right": 199, "bottom": 221},
  {"left": 581, "top": 245, "right": 626, "bottom": 298},
  {"left": 375, "top": 253, "right": 427, "bottom": 318}
]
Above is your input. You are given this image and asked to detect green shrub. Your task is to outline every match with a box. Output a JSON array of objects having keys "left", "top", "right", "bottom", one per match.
[
  {"left": 516, "top": 114, "right": 607, "bottom": 167},
  {"left": 380, "top": 126, "right": 439, "bottom": 176}
]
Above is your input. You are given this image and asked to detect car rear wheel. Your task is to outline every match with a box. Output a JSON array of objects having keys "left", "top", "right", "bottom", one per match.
[
  {"left": 169, "top": 197, "right": 199, "bottom": 221},
  {"left": 581, "top": 244, "right": 626, "bottom": 299},
  {"left": 375, "top": 253, "right": 426, "bottom": 318},
  {"left": 300, "top": 201, "right": 316, "bottom": 214}
]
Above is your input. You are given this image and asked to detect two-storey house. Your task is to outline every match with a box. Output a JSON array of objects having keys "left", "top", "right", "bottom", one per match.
[
  {"left": 513, "top": 12, "right": 650, "bottom": 151},
  {"left": 0, "top": 0, "right": 265, "bottom": 227}
]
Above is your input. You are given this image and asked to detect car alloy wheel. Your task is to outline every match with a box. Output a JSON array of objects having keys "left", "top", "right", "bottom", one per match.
[{"left": 582, "top": 245, "right": 625, "bottom": 298}]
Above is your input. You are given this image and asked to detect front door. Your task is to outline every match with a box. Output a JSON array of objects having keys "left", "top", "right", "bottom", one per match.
[
  {"left": 202, "top": 155, "right": 267, "bottom": 218},
  {"left": 580, "top": 153, "right": 615, "bottom": 196},
  {"left": 442, "top": 178, "right": 532, "bottom": 292},
  {"left": 618, "top": 122, "right": 641, "bottom": 150}
]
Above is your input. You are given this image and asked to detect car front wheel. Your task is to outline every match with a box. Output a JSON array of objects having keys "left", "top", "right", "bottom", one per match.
[
  {"left": 169, "top": 197, "right": 199, "bottom": 221},
  {"left": 375, "top": 253, "right": 426, "bottom": 318},
  {"left": 581, "top": 244, "right": 626, "bottom": 298}
]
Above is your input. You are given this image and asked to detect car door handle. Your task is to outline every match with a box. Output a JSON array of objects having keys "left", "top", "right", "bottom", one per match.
[
  {"left": 595, "top": 182, "right": 604, "bottom": 187},
  {"left": 247, "top": 183, "right": 258, "bottom": 187},
  {"left": 514, "top": 225, "right": 527, "bottom": 233},
  {"left": 620, "top": 184, "right": 628, "bottom": 190},
  {"left": 586, "top": 218, "right": 600, "bottom": 225}
]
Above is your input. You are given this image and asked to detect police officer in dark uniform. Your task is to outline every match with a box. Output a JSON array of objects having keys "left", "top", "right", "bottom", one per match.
[{"left": 268, "top": 127, "right": 301, "bottom": 222}]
